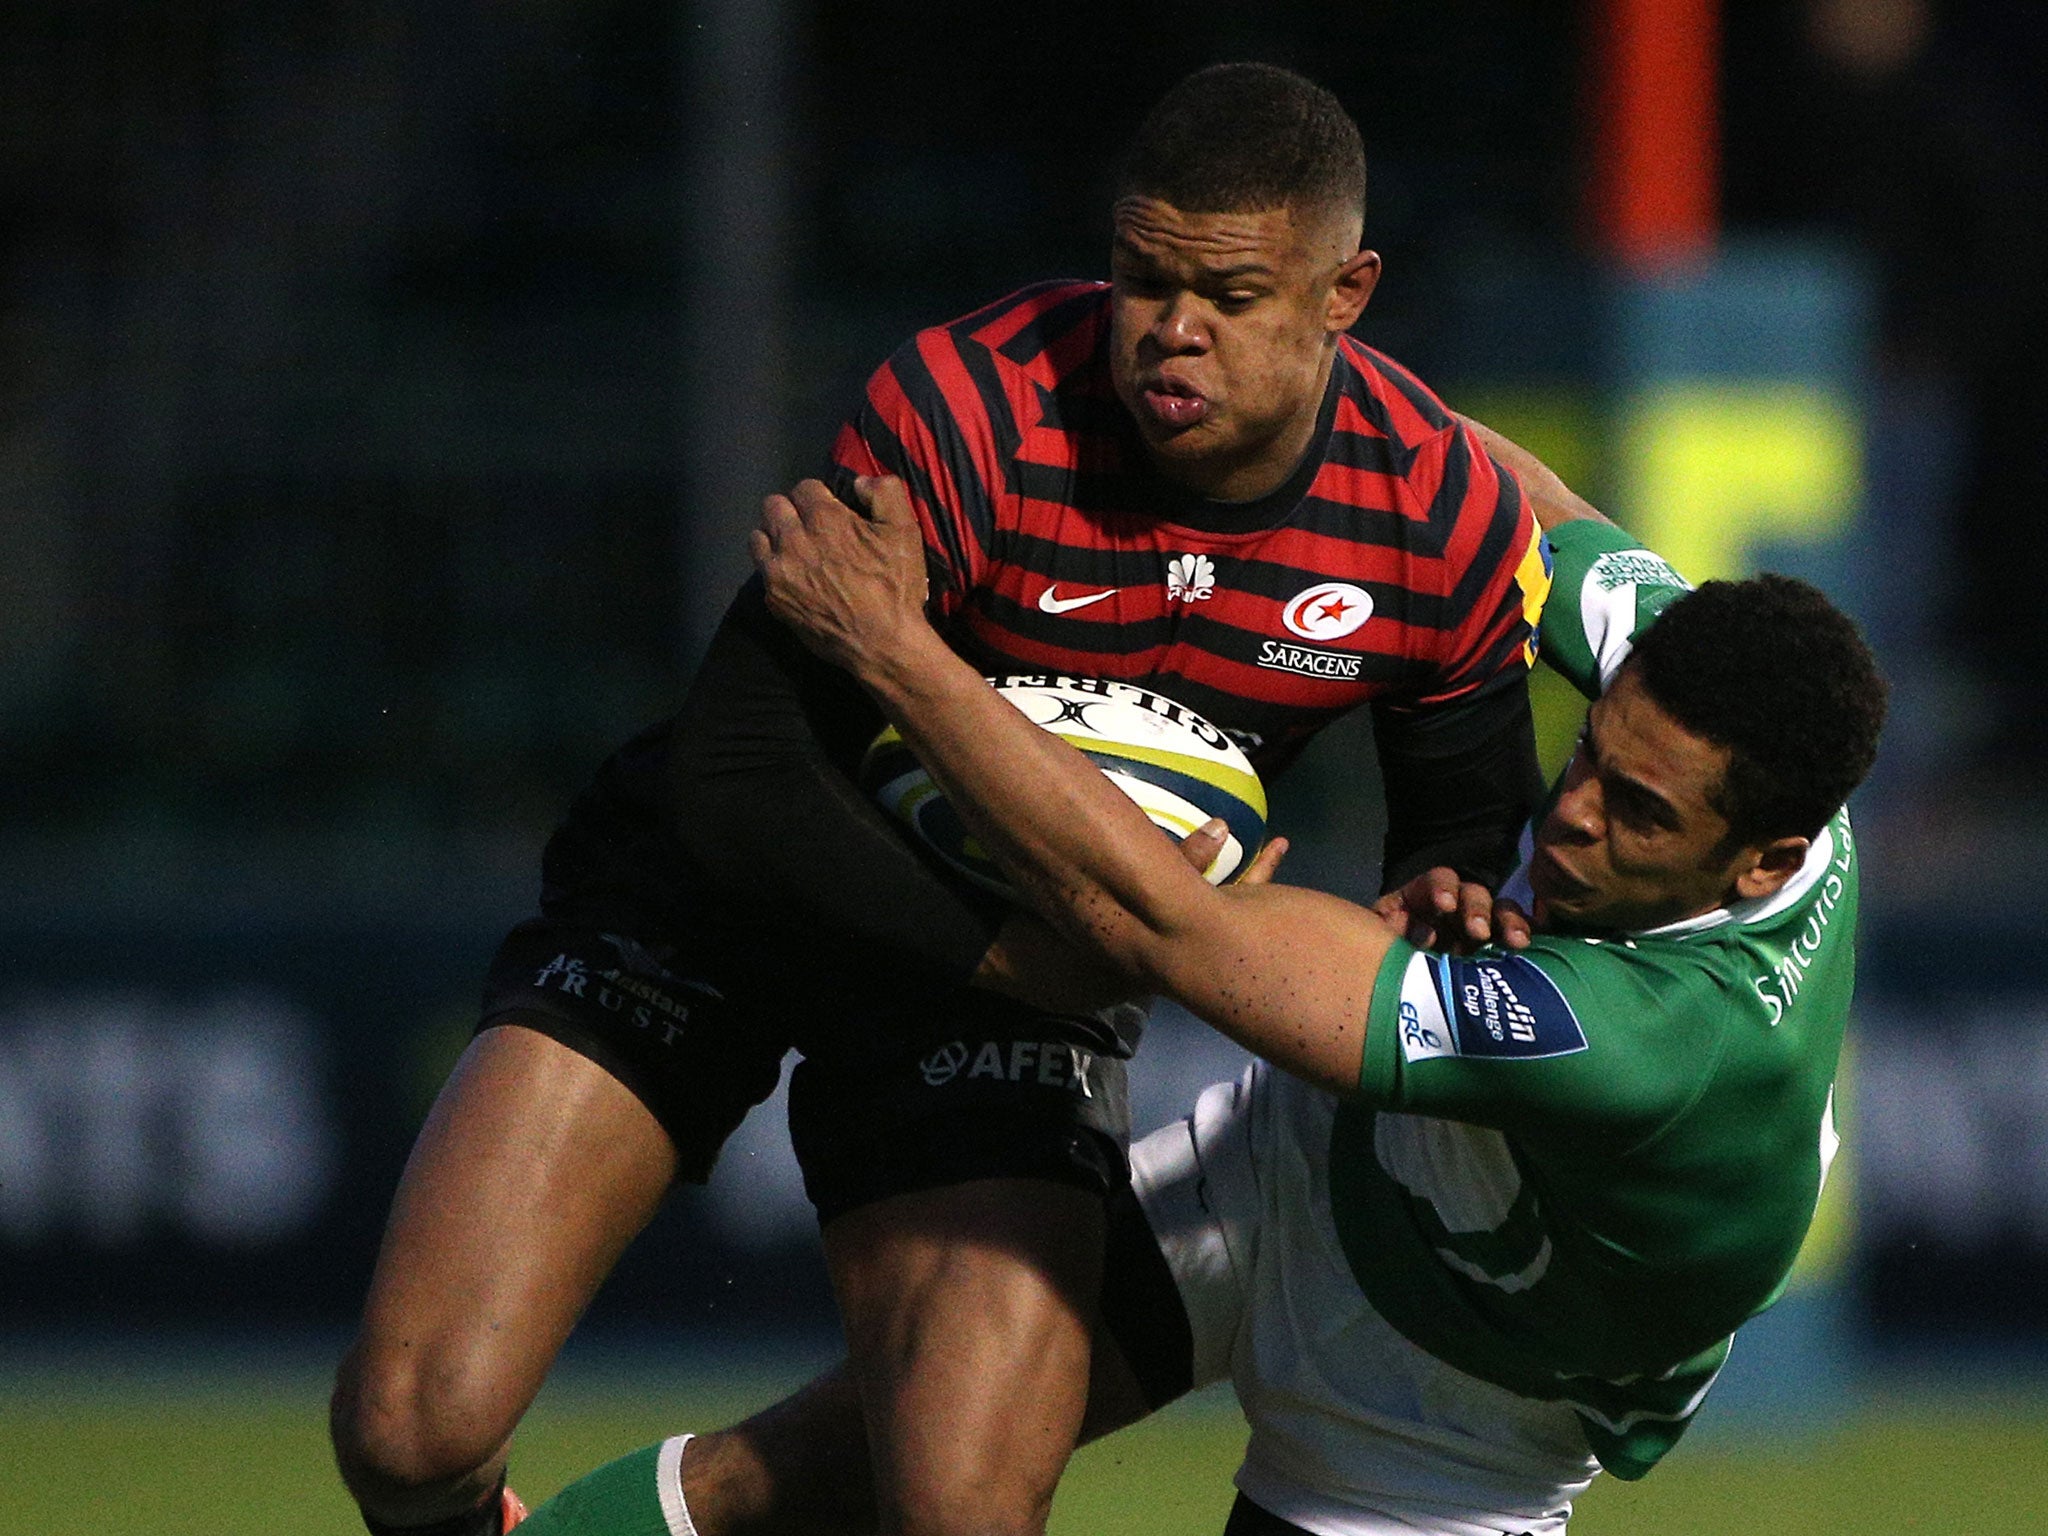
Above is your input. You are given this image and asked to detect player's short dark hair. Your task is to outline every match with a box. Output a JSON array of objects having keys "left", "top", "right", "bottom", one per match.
[
  {"left": 1116, "top": 62, "right": 1367, "bottom": 228},
  {"left": 1626, "top": 574, "right": 1887, "bottom": 847}
]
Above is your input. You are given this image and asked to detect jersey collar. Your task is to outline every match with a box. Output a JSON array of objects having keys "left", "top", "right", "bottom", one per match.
[
  {"left": 1632, "top": 821, "right": 1841, "bottom": 940},
  {"left": 1499, "top": 815, "right": 1846, "bottom": 942}
]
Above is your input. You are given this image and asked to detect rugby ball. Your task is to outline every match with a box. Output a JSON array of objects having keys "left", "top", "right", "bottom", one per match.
[{"left": 861, "top": 676, "right": 1267, "bottom": 896}]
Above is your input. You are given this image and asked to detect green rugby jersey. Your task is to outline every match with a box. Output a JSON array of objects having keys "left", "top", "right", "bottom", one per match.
[{"left": 1331, "top": 519, "right": 1858, "bottom": 1479}]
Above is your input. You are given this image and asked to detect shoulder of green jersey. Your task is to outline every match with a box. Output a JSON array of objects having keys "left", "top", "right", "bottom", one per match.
[
  {"left": 1534, "top": 521, "right": 1689, "bottom": 698},
  {"left": 1580, "top": 546, "right": 1692, "bottom": 691}
]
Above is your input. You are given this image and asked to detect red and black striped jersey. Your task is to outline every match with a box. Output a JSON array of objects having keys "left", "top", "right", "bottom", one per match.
[{"left": 830, "top": 280, "right": 1552, "bottom": 778}]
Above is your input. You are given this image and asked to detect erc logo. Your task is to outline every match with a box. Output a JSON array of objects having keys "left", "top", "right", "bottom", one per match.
[{"left": 1398, "top": 1000, "right": 1443, "bottom": 1053}]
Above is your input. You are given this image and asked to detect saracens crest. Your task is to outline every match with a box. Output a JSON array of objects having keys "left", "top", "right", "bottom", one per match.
[{"left": 1282, "top": 581, "right": 1376, "bottom": 642}]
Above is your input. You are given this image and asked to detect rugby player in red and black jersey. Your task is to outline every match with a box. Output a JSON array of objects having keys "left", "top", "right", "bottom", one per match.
[{"left": 331, "top": 63, "right": 1550, "bottom": 1536}]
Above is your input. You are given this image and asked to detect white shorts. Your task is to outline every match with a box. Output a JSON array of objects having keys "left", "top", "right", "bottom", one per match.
[{"left": 1128, "top": 1061, "right": 1600, "bottom": 1536}]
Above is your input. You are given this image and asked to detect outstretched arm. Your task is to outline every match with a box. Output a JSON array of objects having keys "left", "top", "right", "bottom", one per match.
[
  {"left": 1463, "top": 416, "right": 1612, "bottom": 530},
  {"left": 752, "top": 476, "right": 1400, "bottom": 1095}
]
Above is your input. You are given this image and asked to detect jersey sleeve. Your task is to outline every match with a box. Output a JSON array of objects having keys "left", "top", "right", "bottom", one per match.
[
  {"left": 1371, "top": 670, "right": 1544, "bottom": 892},
  {"left": 1363, "top": 424, "right": 1554, "bottom": 888},
  {"left": 1357, "top": 934, "right": 1723, "bottom": 1144},
  {"left": 1539, "top": 519, "right": 1692, "bottom": 699},
  {"left": 664, "top": 577, "right": 1010, "bottom": 995},
  {"left": 830, "top": 326, "right": 1016, "bottom": 620},
  {"left": 1398, "top": 421, "right": 1554, "bottom": 709}
]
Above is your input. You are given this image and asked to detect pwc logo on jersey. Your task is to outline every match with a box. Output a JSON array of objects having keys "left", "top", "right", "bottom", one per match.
[{"left": 1395, "top": 951, "right": 1588, "bottom": 1065}]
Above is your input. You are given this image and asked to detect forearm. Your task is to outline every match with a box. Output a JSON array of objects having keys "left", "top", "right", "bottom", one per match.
[
  {"left": 851, "top": 632, "right": 1384, "bottom": 1092},
  {"left": 752, "top": 475, "right": 1391, "bottom": 1092},
  {"left": 1375, "top": 675, "right": 1544, "bottom": 893},
  {"left": 1461, "top": 418, "right": 1611, "bottom": 530},
  {"left": 854, "top": 630, "right": 1202, "bottom": 983}
]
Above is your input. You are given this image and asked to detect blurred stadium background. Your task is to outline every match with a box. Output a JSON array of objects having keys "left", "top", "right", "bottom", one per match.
[{"left": 4, "top": 1, "right": 2047, "bottom": 1530}]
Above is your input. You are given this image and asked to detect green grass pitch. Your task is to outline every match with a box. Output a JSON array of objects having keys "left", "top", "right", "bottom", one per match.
[{"left": 1, "top": 1358, "right": 2043, "bottom": 1535}]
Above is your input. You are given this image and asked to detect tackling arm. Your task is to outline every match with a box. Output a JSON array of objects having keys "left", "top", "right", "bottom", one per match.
[
  {"left": 1365, "top": 419, "right": 1550, "bottom": 901},
  {"left": 754, "top": 476, "right": 1398, "bottom": 1095}
]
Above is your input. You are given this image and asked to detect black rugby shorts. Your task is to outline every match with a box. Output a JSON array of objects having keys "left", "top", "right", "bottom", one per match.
[
  {"left": 478, "top": 916, "right": 1142, "bottom": 1215},
  {"left": 480, "top": 716, "right": 1145, "bottom": 1216},
  {"left": 787, "top": 993, "right": 1140, "bottom": 1224},
  {"left": 479, "top": 919, "right": 790, "bottom": 1184}
]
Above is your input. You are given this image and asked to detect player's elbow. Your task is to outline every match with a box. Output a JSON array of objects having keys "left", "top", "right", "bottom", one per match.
[{"left": 1071, "top": 878, "right": 1214, "bottom": 995}]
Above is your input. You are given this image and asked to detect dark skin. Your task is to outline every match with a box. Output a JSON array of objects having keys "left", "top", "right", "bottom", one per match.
[
  {"left": 971, "top": 195, "right": 1387, "bottom": 992},
  {"left": 638, "top": 431, "right": 1810, "bottom": 1536},
  {"left": 1529, "top": 668, "right": 1806, "bottom": 931},
  {"left": 791, "top": 198, "right": 1388, "bottom": 1536},
  {"left": 1106, "top": 195, "right": 1381, "bottom": 500},
  {"left": 751, "top": 475, "right": 1807, "bottom": 1093},
  {"left": 329, "top": 193, "right": 1399, "bottom": 1536},
  {"left": 330, "top": 1024, "right": 678, "bottom": 1525}
]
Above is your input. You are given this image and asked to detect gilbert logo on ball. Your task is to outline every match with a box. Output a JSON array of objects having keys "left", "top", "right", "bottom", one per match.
[{"left": 861, "top": 676, "right": 1267, "bottom": 897}]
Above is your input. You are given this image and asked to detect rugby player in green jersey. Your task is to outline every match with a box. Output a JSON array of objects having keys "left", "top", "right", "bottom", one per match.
[{"left": 514, "top": 434, "right": 1885, "bottom": 1536}]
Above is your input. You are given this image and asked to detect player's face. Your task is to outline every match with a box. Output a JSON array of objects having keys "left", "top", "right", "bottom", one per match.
[
  {"left": 1108, "top": 196, "right": 1380, "bottom": 503},
  {"left": 1528, "top": 666, "right": 1793, "bottom": 933}
]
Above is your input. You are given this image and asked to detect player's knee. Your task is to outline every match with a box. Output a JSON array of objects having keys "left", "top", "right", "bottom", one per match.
[{"left": 330, "top": 1336, "right": 515, "bottom": 1506}]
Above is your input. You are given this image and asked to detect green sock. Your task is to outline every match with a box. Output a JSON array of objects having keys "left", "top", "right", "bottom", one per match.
[{"left": 516, "top": 1435, "right": 694, "bottom": 1535}]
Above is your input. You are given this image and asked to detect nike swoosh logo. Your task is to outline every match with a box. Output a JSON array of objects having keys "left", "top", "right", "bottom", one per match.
[{"left": 1037, "top": 585, "right": 1119, "bottom": 614}]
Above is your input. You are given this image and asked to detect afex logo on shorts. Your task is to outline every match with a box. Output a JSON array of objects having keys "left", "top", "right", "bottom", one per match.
[{"left": 918, "top": 1039, "right": 1096, "bottom": 1097}]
